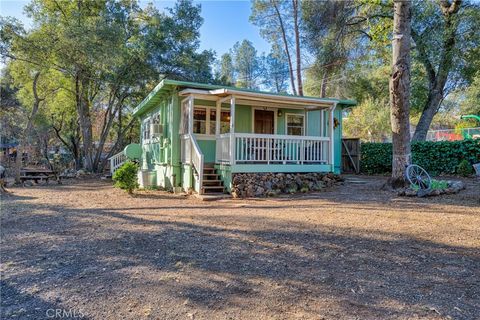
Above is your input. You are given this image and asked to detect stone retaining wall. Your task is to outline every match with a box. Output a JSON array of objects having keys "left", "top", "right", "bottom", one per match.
[{"left": 231, "top": 172, "right": 343, "bottom": 198}]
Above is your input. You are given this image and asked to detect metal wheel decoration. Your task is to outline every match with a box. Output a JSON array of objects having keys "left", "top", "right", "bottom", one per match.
[{"left": 406, "top": 164, "right": 432, "bottom": 190}]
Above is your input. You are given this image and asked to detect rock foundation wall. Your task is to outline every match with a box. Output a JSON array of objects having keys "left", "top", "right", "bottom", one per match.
[{"left": 231, "top": 172, "right": 343, "bottom": 198}]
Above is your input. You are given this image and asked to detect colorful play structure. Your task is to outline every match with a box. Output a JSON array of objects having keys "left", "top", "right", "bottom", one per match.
[
  {"left": 425, "top": 114, "right": 480, "bottom": 141},
  {"left": 460, "top": 115, "right": 480, "bottom": 139}
]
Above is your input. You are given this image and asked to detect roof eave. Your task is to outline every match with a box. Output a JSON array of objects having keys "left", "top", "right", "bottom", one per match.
[{"left": 133, "top": 79, "right": 356, "bottom": 117}]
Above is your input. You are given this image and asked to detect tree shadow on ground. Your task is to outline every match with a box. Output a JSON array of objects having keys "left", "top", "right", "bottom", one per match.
[
  {"left": 2, "top": 199, "right": 479, "bottom": 319},
  {"left": 0, "top": 281, "right": 91, "bottom": 319}
]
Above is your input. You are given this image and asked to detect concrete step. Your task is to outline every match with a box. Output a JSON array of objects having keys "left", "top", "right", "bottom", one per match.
[{"left": 194, "top": 193, "right": 231, "bottom": 201}]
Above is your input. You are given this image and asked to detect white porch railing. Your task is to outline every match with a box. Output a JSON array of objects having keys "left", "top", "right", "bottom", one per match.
[
  {"left": 109, "top": 151, "right": 127, "bottom": 175},
  {"left": 215, "top": 133, "right": 231, "bottom": 163},
  {"left": 181, "top": 134, "right": 204, "bottom": 192},
  {"left": 215, "top": 133, "right": 330, "bottom": 165}
]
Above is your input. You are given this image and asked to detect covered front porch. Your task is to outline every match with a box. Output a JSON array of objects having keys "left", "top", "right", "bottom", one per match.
[{"left": 179, "top": 87, "right": 341, "bottom": 193}]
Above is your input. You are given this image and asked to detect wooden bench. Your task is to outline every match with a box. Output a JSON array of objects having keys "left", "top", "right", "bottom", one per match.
[
  {"left": 20, "top": 168, "right": 62, "bottom": 185},
  {"left": 20, "top": 175, "right": 55, "bottom": 184}
]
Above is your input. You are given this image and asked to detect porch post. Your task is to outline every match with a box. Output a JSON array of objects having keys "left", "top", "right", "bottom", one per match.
[
  {"left": 329, "top": 103, "right": 337, "bottom": 168},
  {"left": 188, "top": 95, "right": 194, "bottom": 135},
  {"left": 304, "top": 109, "right": 308, "bottom": 136},
  {"left": 230, "top": 96, "right": 236, "bottom": 165},
  {"left": 320, "top": 109, "right": 324, "bottom": 137},
  {"left": 215, "top": 99, "right": 221, "bottom": 135}
]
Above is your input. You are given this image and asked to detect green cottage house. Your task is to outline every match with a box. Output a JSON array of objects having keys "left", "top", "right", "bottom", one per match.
[{"left": 112, "top": 79, "right": 356, "bottom": 194}]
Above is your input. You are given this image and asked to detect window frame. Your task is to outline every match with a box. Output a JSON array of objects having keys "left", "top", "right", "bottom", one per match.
[
  {"left": 192, "top": 106, "right": 208, "bottom": 135},
  {"left": 285, "top": 113, "right": 305, "bottom": 136},
  {"left": 142, "top": 117, "right": 151, "bottom": 143},
  {"left": 193, "top": 105, "right": 231, "bottom": 137},
  {"left": 142, "top": 111, "right": 161, "bottom": 144}
]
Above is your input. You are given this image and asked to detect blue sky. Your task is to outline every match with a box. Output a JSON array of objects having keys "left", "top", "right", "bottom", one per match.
[{"left": 0, "top": 0, "right": 271, "bottom": 57}]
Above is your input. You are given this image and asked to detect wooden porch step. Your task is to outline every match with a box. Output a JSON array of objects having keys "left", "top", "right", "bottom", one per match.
[
  {"left": 203, "top": 173, "right": 220, "bottom": 177},
  {"left": 202, "top": 179, "right": 223, "bottom": 185},
  {"left": 203, "top": 185, "right": 224, "bottom": 189},
  {"left": 201, "top": 164, "right": 224, "bottom": 194},
  {"left": 202, "top": 185, "right": 225, "bottom": 193}
]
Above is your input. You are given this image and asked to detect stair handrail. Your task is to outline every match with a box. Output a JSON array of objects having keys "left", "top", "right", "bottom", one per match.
[
  {"left": 108, "top": 151, "right": 127, "bottom": 175},
  {"left": 188, "top": 134, "right": 204, "bottom": 193}
]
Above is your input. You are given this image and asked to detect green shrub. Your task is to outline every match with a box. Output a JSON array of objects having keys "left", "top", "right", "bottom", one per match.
[
  {"left": 431, "top": 179, "right": 448, "bottom": 190},
  {"left": 410, "top": 179, "right": 448, "bottom": 191},
  {"left": 113, "top": 161, "right": 139, "bottom": 194},
  {"left": 360, "top": 139, "right": 480, "bottom": 175},
  {"left": 457, "top": 159, "right": 474, "bottom": 177},
  {"left": 360, "top": 143, "right": 392, "bottom": 174}
]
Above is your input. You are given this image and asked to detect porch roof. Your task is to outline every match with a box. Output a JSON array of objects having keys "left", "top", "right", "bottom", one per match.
[{"left": 133, "top": 79, "right": 356, "bottom": 117}]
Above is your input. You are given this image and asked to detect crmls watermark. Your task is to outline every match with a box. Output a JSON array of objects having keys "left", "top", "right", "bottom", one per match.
[{"left": 46, "top": 308, "right": 85, "bottom": 318}]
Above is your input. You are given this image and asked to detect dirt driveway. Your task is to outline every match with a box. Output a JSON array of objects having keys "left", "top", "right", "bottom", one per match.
[{"left": 1, "top": 176, "right": 479, "bottom": 320}]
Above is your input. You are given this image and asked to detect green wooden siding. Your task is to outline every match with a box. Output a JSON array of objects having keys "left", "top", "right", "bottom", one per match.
[{"left": 197, "top": 139, "right": 216, "bottom": 163}]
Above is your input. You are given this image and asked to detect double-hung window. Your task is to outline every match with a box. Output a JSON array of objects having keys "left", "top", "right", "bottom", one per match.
[
  {"left": 286, "top": 114, "right": 305, "bottom": 136},
  {"left": 143, "top": 119, "right": 151, "bottom": 142}
]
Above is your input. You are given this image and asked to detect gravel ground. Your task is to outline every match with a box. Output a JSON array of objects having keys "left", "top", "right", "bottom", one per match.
[{"left": 1, "top": 176, "right": 479, "bottom": 320}]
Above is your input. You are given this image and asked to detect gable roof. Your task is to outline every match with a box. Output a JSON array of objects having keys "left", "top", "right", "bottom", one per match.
[{"left": 133, "top": 79, "right": 356, "bottom": 117}]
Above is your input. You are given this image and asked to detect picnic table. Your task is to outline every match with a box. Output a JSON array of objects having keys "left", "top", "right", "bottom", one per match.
[{"left": 20, "top": 168, "right": 59, "bottom": 184}]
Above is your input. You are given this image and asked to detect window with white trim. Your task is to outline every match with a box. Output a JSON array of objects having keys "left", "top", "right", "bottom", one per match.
[
  {"left": 142, "top": 118, "right": 151, "bottom": 141},
  {"left": 286, "top": 114, "right": 304, "bottom": 136},
  {"left": 193, "top": 106, "right": 230, "bottom": 135},
  {"left": 193, "top": 107, "right": 207, "bottom": 134}
]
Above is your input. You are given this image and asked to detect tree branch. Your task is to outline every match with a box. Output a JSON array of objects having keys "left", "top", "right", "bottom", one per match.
[
  {"left": 411, "top": 29, "right": 436, "bottom": 84},
  {"left": 439, "top": 0, "right": 462, "bottom": 15}
]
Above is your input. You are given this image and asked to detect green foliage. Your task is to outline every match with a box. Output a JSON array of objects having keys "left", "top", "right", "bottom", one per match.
[
  {"left": 410, "top": 179, "right": 448, "bottom": 191},
  {"left": 430, "top": 179, "right": 448, "bottom": 190},
  {"left": 216, "top": 53, "right": 235, "bottom": 86},
  {"left": 360, "top": 142, "right": 393, "bottom": 174},
  {"left": 457, "top": 159, "right": 474, "bottom": 177},
  {"left": 460, "top": 72, "right": 480, "bottom": 116},
  {"left": 343, "top": 96, "right": 391, "bottom": 142},
  {"left": 302, "top": 0, "right": 480, "bottom": 139},
  {"left": 302, "top": 0, "right": 362, "bottom": 98},
  {"left": 262, "top": 43, "right": 289, "bottom": 93},
  {"left": 361, "top": 140, "right": 480, "bottom": 175},
  {"left": 113, "top": 161, "right": 139, "bottom": 194},
  {"left": 2, "top": 0, "right": 215, "bottom": 172},
  {"left": 232, "top": 39, "right": 261, "bottom": 89}
]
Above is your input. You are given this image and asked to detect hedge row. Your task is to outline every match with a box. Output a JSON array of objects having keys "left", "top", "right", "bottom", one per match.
[{"left": 360, "top": 139, "right": 480, "bottom": 175}]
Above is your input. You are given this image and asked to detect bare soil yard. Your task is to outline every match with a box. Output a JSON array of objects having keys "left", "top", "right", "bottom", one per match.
[{"left": 1, "top": 176, "right": 479, "bottom": 320}]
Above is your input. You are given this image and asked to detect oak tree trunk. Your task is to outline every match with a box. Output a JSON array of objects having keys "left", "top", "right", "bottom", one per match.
[
  {"left": 389, "top": 0, "right": 412, "bottom": 187},
  {"left": 75, "top": 70, "right": 94, "bottom": 172},
  {"left": 411, "top": 0, "right": 461, "bottom": 141},
  {"left": 412, "top": 89, "right": 444, "bottom": 141},
  {"left": 14, "top": 72, "right": 43, "bottom": 184}
]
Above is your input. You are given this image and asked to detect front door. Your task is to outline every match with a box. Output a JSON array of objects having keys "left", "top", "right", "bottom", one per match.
[{"left": 254, "top": 109, "right": 275, "bottom": 134}]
